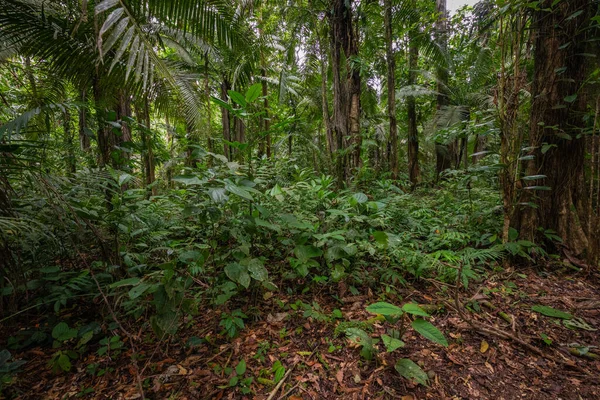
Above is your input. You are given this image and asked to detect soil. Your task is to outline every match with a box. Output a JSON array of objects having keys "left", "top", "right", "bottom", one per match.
[{"left": 2, "top": 268, "right": 599, "bottom": 399}]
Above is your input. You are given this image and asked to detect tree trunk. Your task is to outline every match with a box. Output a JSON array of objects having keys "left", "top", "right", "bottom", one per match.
[
  {"left": 329, "top": 0, "right": 361, "bottom": 185},
  {"left": 142, "top": 97, "right": 156, "bottom": 196},
  {"left": 221, "top": 78, "right": 232, "bottom": 160},
  {"left": 319, "top": 35, "right": 334, "bottom": 162},
  {"left": 434, "top": 0, "right": 453, "bottom": 179},
  {"left": 115, "top": 90, "right": 132, "bottom": 169},
  {"left": 514, "top": 0, "right": 593, "bottom": 258},
  {"left": 79, "top": 90, "right": 90, "bottom": 151},
  {"left": 205, "top": 53, "right": 214, "bottom": 159},
  {"left": 93, "top": 78, "right": 112, "bottom": 168},
  {"left": 407, "top": 29, "right": 420, "bottom": 187},
  {"left": 384, "top": 0, "right": 398, "bottom": 180}
]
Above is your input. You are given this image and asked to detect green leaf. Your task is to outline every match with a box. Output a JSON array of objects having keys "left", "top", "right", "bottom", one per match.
[
  {"left": 247, "top": 259, "right": 268, "bottom": 282},
  {"left": 211, "top": 96, "right": 234, "bottom": 112},
  {"left": 395, "top": 358, "right": 428, "bottom": 386},
  {"left": 173, "top": 175, "right": 204, "bottom": 185},
  {"left": 273, "top": 365, "right": 286, "bottom": 383},
  {"left": 352, "top": 192, "right": 368, "bottom": 204},
  {"left": 293, "top": 245, "right": 323, "bottom": 261},
  {"left": 382, "top": 334, "right": 405, "bottom": 352},
  {"left": 531, "top": 305, "right": 573, "bottom": 320},
  {"left": 52, "top": 323, "right": 78, "bottom": 341},
  {"left": 411, "top": 319, "right": 448, "bottom": 347},
  {"left": 522, "top": 175, "right": 546, "bottom": 181},
  {"left": 228, "top": 90, "right": 247, "bottom": 107},
  {"left": 402, "top": 303, "right": 430, "bottom": 317},
  {"left": 128, "top": 282, "right": 152, "bottom": 299},
  {"left": 245, "top": 83, "right": 262, "bottom": 103},
  {"left": 372, "top": 231, "right": 388, "bottom": 248},
  {"left": 57, "top": 353, "right": 72, "bottom": 371},
  {"left": 109, "top": 277, "right": 141, "bottom": 288},
  {"left": 225, "top": 263, "right": 251, "bottom": 288},
  {"left": 208, "top": 187, "right": 228, "bottom": 203},
  {"left": 365, "top": 302, "right": 403, "bottom": 317},
  {"left": 236, "top": 359, "right": 246, "bottom": 376},
  {"left": 523, "top": 186, "right": 552, "bottom": 191},
  {"left": 564, "top": 94, "right": 578, "bottom": 103},
  {"left": 225, "top": 183, "right": 254, "bottom": 201}
]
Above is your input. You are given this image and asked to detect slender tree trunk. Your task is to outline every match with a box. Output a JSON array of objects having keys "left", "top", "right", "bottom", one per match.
[
  {"left": 258, "top": 12, "right": 272, "bottom": 159},
  {"left": 221, "top": 78, "right": 231, "bottom": 160},
  {"left": 115, "top": 90, "right": 132, "bottom": 169},
  {"left": 384, "top": 0, "right": 398, "bottom": 180},
  {"left": 93, "top": 78, "right": 112, "bottom": 168},
  {"left": 319, "top": 36, "right": 334, "bottom": 162},
  {"left": 142, "top": 97, "right": 156, "bottom": 196},
  {"left": 407, "top": 30, "right": 420, "bottom": 187},
  {"left": 204, "top": 54, "right": 214, "bottom": 158},
  {"left": 63, "top": 109, "right": 76, "bottom": 174},
  {"left": 79, "top": 90, "right": 90, "bottom": 151},
  {"left": 514, "top": 0, "right": 593, "bottom": 258},
  {"left": 434, "top": 0, "right": 452, "bottom": 179}
]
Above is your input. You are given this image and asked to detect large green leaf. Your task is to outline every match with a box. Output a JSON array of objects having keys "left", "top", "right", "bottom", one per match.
[
  {"left": 225, "top": 263, "right": 250, "bottom": 288},
  {"left": 395, "top": 358, "right": 428, "bottom": 386},
  {"left": 532, "top": 305, "right": 573, "bottom": 320},
  {"left": 245, "top": 83, "right": 262, "bottom": 103},
  {"left": 411, "top": 319, "right": 448, "bottom": 347},
  {"left": 247, "top": 258, "right": 268, "bottom": 282},
  {"left": 228, "top": 90, "right": 247, "bottom": 107},
  {"left": 402, "top": 303, "right": 430, "bottom": 317},
  {"left": 225, "top": 183, "right": 254, "bottom": 201},
  {"left": 365, "top": 302, "right": 403, "bottom": 317},
  {"left": 293, "top": 245, "right": 323, "bottom": 261}
]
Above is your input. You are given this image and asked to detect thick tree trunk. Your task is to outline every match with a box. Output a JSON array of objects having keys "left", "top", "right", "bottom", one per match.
[
  {"left": 407, "top": 30, "right": 420, "bottom": 187},
  {"left": 384, "top": 0, "right": 398, "bottom": 180},
  {"left": 514, "top": 0, "right": 593, "bottom": 258},
  {"left": 329, "top": 0, "right": 361, "bottom": 185}
]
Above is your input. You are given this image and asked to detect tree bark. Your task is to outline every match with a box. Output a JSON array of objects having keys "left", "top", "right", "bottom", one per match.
[
  {"left": 79, "top": 90, "right": 90, "bottom": 151},
  {"left": 384, "top": 0, "right": 398, "bottom": 180},
  {"left": 221, "top": 78, "right": 232, "bottom": 160},
  {"left": 434, "top": 0, "right": 453, "bottom": 178},
  {"left": 514, "top": 0, "right": 593, "bottom": 257},
  {"left": 407, "top": 29, "right": 420, "bottom": 187},
  {"left": 329, "top": 0, "right": 361, "bottom": 185}
]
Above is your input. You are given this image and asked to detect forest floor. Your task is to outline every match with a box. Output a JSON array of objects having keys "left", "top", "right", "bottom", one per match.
[{"left": 2, "top": 267, "right": 600, "bottom": 400}]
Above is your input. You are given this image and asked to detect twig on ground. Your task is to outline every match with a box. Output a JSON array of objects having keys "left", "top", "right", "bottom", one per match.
[
  {"left": 267, "top": 350, "right": 316, "bottom": 400},
  {"left": 453, "top": 262, "right": 593, "bottom": 377}
]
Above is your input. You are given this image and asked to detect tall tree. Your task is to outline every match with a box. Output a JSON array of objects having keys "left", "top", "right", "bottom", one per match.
[
  {"left": 329, "top": 0, "right": 362, "bottom": 184},
  {"left": 384, "top": 0, "right": 398, "bottom": 180},
  {"left": 515, "top": 0, "right": 595, "bottom": 259},
  {"left": 434, "top": 0, "right": 452, "bottom": 177},
  {"left": 407, "top": 26, "right": 420, "bottom": 186}
]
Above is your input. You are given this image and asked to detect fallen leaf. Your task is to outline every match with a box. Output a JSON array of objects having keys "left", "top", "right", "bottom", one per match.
[
  {"left": 480, "top": 340, "right": 489, "bottom": 354},
  {"left": 336, "top": 369, "right": 344, "bottom": 385}
]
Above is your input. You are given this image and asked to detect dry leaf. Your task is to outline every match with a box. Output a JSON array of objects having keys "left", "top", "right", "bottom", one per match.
[
  {"left": 336, "top": 369, "right": 344, "bottom": 385},
  {"left": 480, "top": 340, "right": 489, "bottom": 353}
]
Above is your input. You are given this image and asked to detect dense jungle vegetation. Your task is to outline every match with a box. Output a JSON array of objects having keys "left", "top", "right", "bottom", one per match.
[{"left": 0, "top": 0, "right": 599, "bottom": 398}]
